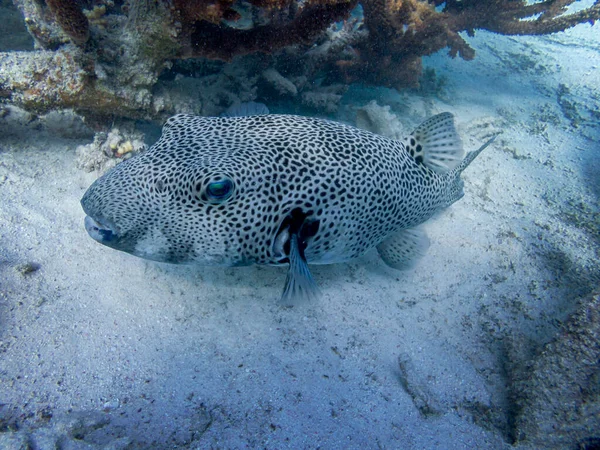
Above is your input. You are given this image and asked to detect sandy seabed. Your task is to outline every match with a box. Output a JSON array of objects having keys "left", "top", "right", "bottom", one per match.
[{"left": 1, "top": 22, "right": 599, "bottom": 450}]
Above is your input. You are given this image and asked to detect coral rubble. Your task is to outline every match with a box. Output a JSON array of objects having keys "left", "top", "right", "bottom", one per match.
[
  {"left": 76, "top": 126, "right": 146, "bottom": 173},
  {"left": 0, "top": 0, "right": 599, "bottom": 123}
]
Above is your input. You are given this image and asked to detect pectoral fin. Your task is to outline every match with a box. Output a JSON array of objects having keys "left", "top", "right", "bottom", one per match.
[
  {"left": 377, "top": 227, "right": 430, "bottom": 270},
  {"left": 280, "top": 233, "right": 320, "bottom": 305}
]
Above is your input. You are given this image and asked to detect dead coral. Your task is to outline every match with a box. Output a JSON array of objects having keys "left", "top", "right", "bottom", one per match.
[
  {"left": 12, "top": 0, "right": 95, "bottom": 48},
  {"left": 12, "top": 0, "right": 68, "bottom": 49},
  {"left": 0, "top": 50, "right": 89, "bottom": 111},
  {"left": 0, "top": 48, "right": 161, "bottom": 121},
  {"left": 152, "top": 59, "right": 259, "bottom": 117},
  {"left": 76, "top": 126, "right": 146, "bottom": 173},
  {"left": 355, "top": 100, "right": 405, "bottom": 139}
]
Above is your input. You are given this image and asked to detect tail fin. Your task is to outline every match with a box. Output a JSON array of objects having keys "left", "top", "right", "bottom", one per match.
[
  {"left": 453, "top": 134, "right": 498, "bottom": 175},
  {"left": 441, "top": 134, "right": 498, "bottom": 207}
]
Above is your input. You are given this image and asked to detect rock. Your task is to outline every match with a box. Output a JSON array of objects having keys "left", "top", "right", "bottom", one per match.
[
  {"left": 513, "top": 291, "right": 600, "bottom": 449},
  {"left": 15, "top": 261, "right": 40, "bottom": 275}
]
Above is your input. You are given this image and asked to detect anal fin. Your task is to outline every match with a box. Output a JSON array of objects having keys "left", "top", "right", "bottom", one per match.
[
  {"left": 377, "top": 227, "right": 430, "bottom": 270},
  {"left": 281, "top": 234, "right": 320, "bottom": 305}
]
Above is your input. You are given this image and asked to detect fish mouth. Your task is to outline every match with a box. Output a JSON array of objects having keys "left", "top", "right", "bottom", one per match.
[{"left": 84, "top": 215, "right": 119, "bottom": 243}]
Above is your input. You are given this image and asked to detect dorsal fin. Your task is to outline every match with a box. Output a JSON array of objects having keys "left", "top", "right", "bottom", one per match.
[{"left": 404, "top": 112, "right": 464, "bottom": 173}]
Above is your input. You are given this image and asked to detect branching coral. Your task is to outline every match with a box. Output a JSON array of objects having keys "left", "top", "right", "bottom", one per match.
[
  {"left": 1, "top": 0, "right": 599, "bottom": 123},
  {"left": 179, "top": 0, "right": 358, "bottom": 60},
  {"left": 338, "top": 0, "right": 600, "bottom": 88},
  {"left": 446, "top": 0, "right": 600, "bottom": 36}
]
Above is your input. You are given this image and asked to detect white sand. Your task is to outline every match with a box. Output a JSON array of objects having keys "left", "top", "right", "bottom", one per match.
[{"left": 1, "top": 23, "right": 598, "bottom": 449}]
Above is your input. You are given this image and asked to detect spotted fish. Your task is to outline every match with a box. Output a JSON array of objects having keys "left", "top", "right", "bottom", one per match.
[{"left": 81, "top": 112, "right": 495, "bottom": 302}]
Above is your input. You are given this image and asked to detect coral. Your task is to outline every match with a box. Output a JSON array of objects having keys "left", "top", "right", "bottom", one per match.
[
  {"left": 1, "top": 0, "right": 599, "bottom": 122},
  {"left": 182, "top": 0, "right": 358, "bottom": 60},
  {"left": 300, "top": 84, "right": 347, "bottom": 113},
  {"left": 304, "top": 15, "right": 367, "bottom": 67},
  {"left": 76, "top": 127, "right": 146, "bottom": 173},
  {"left": 355, "top": 100, "right": 405, "bottom": 139},
  {"left": 453, "top": 0, "right": 600, "bottom": 36},
  {"left": 172, "top": 0, "right": 240, "bottom": 26},
  {"left": 84, "top": 5, "right": 108, "bottom": 29},
  {"left": 45, "top": 0, "right": 89, "bottom": 45},
  {"left": 335, "top": 0, "right": 600, "bottom": 89},
  {"left": 262, "top": 68, "right": 298, "bottom": 96}
]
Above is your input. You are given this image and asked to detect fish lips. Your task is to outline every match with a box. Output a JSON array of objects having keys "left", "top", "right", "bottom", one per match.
[{"left": 84, "top": 215, "right": 119, "bottom": 245}]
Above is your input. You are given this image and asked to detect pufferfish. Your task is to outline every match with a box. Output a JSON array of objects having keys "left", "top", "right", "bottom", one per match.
[{"left": 81, "top": 110, "right": 495, "bottom": 303}]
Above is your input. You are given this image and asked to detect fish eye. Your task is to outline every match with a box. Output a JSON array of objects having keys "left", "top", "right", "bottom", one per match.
[{"left": 205, "top": 177, "right": 234, "bottom": 203}]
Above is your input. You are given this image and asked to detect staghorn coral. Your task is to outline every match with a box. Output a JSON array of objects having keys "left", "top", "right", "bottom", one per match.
[
  {"left": 447, "top": 0, "right": 600, "bottom": 36},
  {"left": 1, "top": 0, "right": 599, "bottom": 123},
  {"left": 262, "top": 68, "right": 298, "bottom": 96},
  {"left": 338, "top": 0, "right": 600, "bottom": 89}
]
